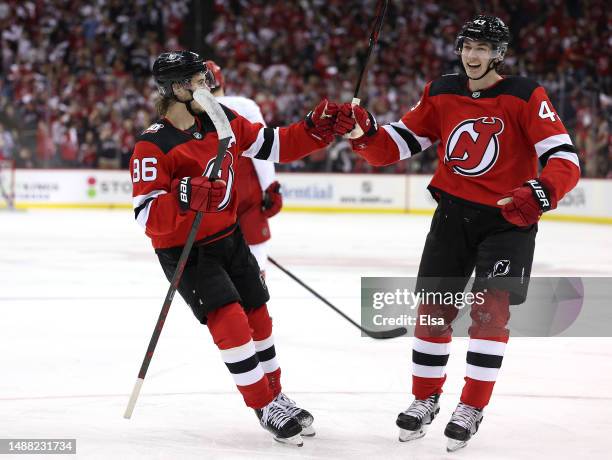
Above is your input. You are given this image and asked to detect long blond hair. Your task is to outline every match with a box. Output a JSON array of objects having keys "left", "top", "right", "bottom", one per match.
[{"left": 154, "top": 95, "right": 175, "bottom": 117}]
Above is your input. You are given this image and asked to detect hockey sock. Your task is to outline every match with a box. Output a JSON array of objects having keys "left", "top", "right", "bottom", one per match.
[
  {"left": 412, "top": 337, "right": 451, "bottom": 399},
  {"left": 461, "top": 289, "right": 510, "bottom": 408},
  {"left": 247, "top": 304, "right": 282, "bottom": 396},
  {"left": 411, "top": 302, "right": 457, "bottom": 399},
  {"left": 206, "top": 302, "right": 274, "bottom": 409}
]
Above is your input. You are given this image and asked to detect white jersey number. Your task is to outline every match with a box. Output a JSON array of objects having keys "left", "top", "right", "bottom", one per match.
[
  {"left": 538, "top": 100, "right": 558, "bottom": 122},
  {"left": 132, "top": 158, "right": 157, "bottom": 182}
]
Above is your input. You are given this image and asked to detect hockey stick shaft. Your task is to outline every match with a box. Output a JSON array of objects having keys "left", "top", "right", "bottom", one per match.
[
  {"left": 268, "top": 256, "right": 406, "bottom": 339},
  {"left": 352, "top": 0, "right": 388, "bottom": 105},
  {"left": 125, "top": 90, "right": 232, "bottom": 419},
  {"left": 124, "top": 139, "right": 230, "bottom": 420}
]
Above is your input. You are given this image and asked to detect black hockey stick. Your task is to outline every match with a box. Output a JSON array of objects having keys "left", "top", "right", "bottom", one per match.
[
  {"left": 268, "top": 256, "right": 406, "bottom": 339},
  {"left": 124, "top": 89, "right": 232, "bottom": 419},
  {"left": 351, "top": 0, "right": 389, "bottom": 105}
]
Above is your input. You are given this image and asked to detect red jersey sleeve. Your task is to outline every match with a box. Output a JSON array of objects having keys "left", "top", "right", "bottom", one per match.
[
  {"left": 234, "top": 114, "right": 328, "bottom": 163},
  {"left": 130, "top": 140, "right": 192, "bottom": 239},
  {"left": 521, "top": 86, "right": 580, "bottom": 203},
  {"left": 350, "top": 82, "right": 438, "bottom": 166}
]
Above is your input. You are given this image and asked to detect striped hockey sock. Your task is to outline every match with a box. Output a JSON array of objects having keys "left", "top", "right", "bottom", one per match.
[
  {"left": 247, "top": 305, "right": 282, "bottom": 396},
  {"left": 411, "top": 302, "right": 457, "bottom": 399},
  {"left": 207, "top": 302, "right": 274, "bottom": 409},
  {"left": 461, "top": 289, "right": 510, "bottom": 408},
  {"left": 412, "top": 336, "right": 451, "bottom": 399}
]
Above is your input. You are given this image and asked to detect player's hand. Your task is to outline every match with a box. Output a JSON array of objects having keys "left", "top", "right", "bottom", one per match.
[
  {"left": 334, "top": 103, "right": 377, "bottom": 139},
  {"left": 304, "top": 99, "right": 339, "bottom": 144},
  {"left": 262, "top": 181, "right": 283, "bottom": 218},
  {"left": 172, "top": 176, "right": 227, "bottom": 213},
  {"left": 498, "top": 178, "right": 556, "bottom": 227}
]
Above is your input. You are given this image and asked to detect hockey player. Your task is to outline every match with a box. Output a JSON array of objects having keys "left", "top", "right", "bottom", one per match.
[
  {"left": 205, "top": 60, "right": 282, "bottom": 275},
  {"left": 333, "top": 15, "right": 580, "bottom": 452},
  {"left": 131, "top": 51, "right": 337, "bottom": 445}
]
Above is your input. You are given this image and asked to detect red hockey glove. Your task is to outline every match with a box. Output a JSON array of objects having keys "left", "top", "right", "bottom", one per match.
[
  {"left": 304, "top": 99, "right": 339, "bottom": 143},
  {"left": 262, "top": 181, "right": 283, "bottom": 218},
  {"left": 499, "top": 178, "right": 556, "bottom": 227},
  {"left": 333, "top": 103, "right": 377, "bottom": 139},
  {"left": 172, "top": 177, "right": 227, "bottom": 213}
]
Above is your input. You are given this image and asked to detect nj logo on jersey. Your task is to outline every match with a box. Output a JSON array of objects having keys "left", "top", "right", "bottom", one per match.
[
  {"left": 203, "top": 150, "right": 235, "bottom": 211},
  {"left": 444, "top": 117, "right": 504, "bottom": 176}
]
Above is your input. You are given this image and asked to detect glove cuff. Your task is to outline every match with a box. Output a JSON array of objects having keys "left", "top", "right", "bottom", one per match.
[
  {"left": 351, "top": 108, "right": 378, "bottom": 139},
  {"left": 177, "top": 177, "right": 191, "bottom": 212},
  {"left": 304, "top": 111, "right": 315, "bottom": 129},
  {"left": 363, "top": 110, "right": 378, "bottom": 137},
  {"left": 524, "top": 179, "right": 553, "bottom": 212}
]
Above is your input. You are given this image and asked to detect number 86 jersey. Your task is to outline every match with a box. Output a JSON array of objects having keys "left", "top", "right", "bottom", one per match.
[{"left": 130, "top": 105, "right": 326, "bottom": 249}]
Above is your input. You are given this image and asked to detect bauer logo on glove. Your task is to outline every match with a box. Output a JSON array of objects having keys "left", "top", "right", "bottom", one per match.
[
  {"left": 172, "top": 176, "right": 227, "bottom": 213},
  {"left": 498, "top": 178, "right": 556, "bottom": 227}
]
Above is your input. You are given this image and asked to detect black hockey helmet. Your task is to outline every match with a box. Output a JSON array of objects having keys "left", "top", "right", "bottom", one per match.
[
  {"left": 455, "top": 15, "right": 510, "bottom": 61},
  {"left": 152, "top": 51, "right": 211, "bottom": 97}
]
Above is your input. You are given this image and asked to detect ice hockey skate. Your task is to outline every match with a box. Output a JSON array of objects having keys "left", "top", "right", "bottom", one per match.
[
  {"left": 444, "top": 402, "right": 484, "bottom": 452},
  {"left": 255, "top": 401, "right": 303, "bottom": 446},
  {"left": 396, "top": 394, "right": 440, "bottom": 442},
  {"left": 273, "top": 392, "right": 316, "bottom": 436}
]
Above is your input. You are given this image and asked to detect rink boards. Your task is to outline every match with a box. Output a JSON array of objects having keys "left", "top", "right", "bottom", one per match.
[{"left": 3, "top": 169, "right": 611, "bottom": 224}]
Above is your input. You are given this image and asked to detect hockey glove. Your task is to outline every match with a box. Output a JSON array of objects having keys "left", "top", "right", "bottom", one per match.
[
  {"left": 334, "top": 103, "right": 377, "bottom": 139},
  {"left": 262, "top": 181, "right": 283, "bottom": 218},
  {"left": 173, "top": 176, "right": 227, "bottom": 213},
  {"left": 498, "top": 178, "right": 556, "bottom": 227},
  {"left": 304, "top": 99, "right": 339, "bottom": 144}
]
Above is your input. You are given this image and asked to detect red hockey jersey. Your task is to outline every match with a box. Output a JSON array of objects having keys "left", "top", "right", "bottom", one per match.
[
  {"left": 352, "top": 74, "right": 580, "bottom": 207},
  {"left": 130, "top": 106, "right": 325, "bottom": 249}
]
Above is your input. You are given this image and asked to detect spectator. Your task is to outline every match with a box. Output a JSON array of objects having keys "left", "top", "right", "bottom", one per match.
[
  {"left": 97, "top": 123, "right": 120, "bottom": 169},
  {"left": 0, "top": 0, "right": 189, "bottom": 169},
  {"left": 36, "top": 121, "right": 55, "bottom": 166},
  {"left": 0, "top": 121, "right": 15, "bottom": 160},
  {"left": 0, "top": 0, "right": 609, "bottom": 177}
]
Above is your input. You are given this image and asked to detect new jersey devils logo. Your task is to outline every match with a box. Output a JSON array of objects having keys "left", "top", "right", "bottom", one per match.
[
  {"left": 444, "top": 117, "right": 504, "bottom": 176},
  {"left": 203, "top": 151, "right": 234, "bottom": 210}
]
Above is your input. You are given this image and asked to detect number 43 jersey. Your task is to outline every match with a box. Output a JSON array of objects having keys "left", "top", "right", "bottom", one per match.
[
  {"left": 130, "top": 106, "right": 325, "bottom": 249},
  {"left": 351, "top": 73, "right": 580, "bottom": 207}
]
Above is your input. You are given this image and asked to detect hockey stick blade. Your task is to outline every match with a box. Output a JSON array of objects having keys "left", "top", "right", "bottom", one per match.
[{"left": 268, "top": 257, "right": 406, "bottom": 339}]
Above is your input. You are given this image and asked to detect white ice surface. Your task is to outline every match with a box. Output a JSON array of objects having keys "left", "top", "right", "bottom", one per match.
[{"left": 1, "top": 210, "right": 611, "bottom": 459}]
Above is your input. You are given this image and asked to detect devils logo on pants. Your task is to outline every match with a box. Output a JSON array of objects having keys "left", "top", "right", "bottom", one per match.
[{"left": 444, "top": 117, "right": 504, "bottom": 176}]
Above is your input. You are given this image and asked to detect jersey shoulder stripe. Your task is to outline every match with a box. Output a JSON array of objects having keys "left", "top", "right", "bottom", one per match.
[{"left": 429, "top": 74, "right": 540, "bottom": 102}]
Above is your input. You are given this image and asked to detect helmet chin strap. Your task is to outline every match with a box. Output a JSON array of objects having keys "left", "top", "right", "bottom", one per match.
[{"left": 185, "top": 99, "right": 199, "bottom": 117}]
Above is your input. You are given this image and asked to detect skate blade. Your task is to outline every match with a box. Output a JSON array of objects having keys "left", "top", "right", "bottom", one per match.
[
  {"left": 274, "top": 433, "right": 303, "bottom": 447},
  {"left": 301, "top": 425, "right": 316, "bottom": 437},
  {"left": 398, "top": 426, "right": 427, "bottom": 442},
  {"left": 446, "top": 438, "right": 467, "bottom": 452}
]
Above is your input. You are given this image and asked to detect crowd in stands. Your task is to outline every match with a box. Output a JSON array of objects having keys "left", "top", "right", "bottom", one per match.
[
  {"left": 0, "top": 0, "right": 188, "bottom": 169},
  {"left": 0, "top": 0, "right": 610, "bottom": 177}
]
